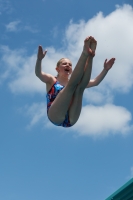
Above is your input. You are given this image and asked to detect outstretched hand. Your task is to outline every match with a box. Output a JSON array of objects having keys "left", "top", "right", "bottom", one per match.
[
  {"left": 104, "top": 58, "right": 115, "bottom": 71},
  {"left": 37, "top": 45, "right": 47, "bottom": 61}
]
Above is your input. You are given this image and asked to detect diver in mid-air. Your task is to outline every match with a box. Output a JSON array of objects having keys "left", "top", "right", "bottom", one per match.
[{"left": 35, "top": 36, "right": 115, "bottom": 127}]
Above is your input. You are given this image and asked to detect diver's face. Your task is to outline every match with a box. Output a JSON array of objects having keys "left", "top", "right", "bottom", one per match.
[{"left": 57, "top": 59, "right": 72, "bottom": 76}]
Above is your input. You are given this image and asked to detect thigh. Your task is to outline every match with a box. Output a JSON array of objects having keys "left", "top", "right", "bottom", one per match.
[
  {"left": 48, "top": 84, "right": 77, "bottom": 124},
  {"left": 68, "top": 88, "right": 84, "bottom": 125}
]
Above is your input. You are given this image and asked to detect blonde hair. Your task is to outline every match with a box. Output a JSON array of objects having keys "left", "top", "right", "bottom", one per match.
[
  {"left": 56, "top": 58, "right": 67, "bottom": 67},
  {"left": 56, "top": 58, "right": 72, "bottom": 78}
]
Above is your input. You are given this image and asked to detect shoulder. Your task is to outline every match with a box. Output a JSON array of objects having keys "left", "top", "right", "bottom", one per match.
[
  {"left": 46, "top": 75, "right": 57, "bottom": 92},
  {"left": 37, "top": 72, "right": 56, "bottom": 86}
]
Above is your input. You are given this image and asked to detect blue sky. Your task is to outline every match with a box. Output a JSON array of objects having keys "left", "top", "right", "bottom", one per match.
[{"left": 0, "top": 0, "right": 133, "bottom": 200}]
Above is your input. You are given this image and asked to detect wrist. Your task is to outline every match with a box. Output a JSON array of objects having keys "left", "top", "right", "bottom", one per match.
[{"left": 103, "top": 68, "right": 108, "bottom": 72}]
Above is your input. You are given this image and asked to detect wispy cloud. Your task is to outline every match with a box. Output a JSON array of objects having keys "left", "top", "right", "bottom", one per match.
[
  {"left": 126, "top": 0, "right": 133, "bottom": 6},
  {"left": 0, "top": 45, "right": 64, "bottom": 94},
  {"left": 0, "top": 0, "right": 13, "bottom": 14},
  {"left": 126, "top": 166, "right": 133, "bottom": 180},
  {"left": 19, "top": 103, "right": 48, "bottom": 129},
  {"left": 24, "top": 25, "right": 39, "bottom": 33},
  {"left": 5, "top": 20, "right": 21, "bottom": 32},
  {"left": 51, "top": 26, "right": 59, "bottom": 38},
  {"left": 5, "top": 20, "right": 39, "bottom": 33},
  {"left": 25, "top": 103, "right": 47, "bottom": 128}
]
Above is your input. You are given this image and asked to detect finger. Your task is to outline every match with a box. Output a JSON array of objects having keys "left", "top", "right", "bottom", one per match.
[
  {"left": 104, "top": 59, "right": 107, "bottom": 64},
  {"left": 38, "top": 45, "right": 42, "bottom": 50},
  {"left": 38, "top": 45, "right": 43, "bottom": 54},
  {"left": 111, "top": 58, "right": 115, "bottom": 62},
  {"left": 111, "top": 58, "right": 115, "bottom": 64},
  {"left": 43, "top": 50, "right": 47, "bottom": 56}
]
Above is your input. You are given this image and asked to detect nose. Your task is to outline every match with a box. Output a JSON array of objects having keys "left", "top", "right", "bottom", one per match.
[{"left": 67, "top": 63, "right": 71, "bottom": 68}]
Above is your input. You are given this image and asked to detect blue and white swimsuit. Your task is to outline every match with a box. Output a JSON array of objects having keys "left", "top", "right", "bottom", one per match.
[{"left": 46, "top": 80, "right": 72, "bottom": 128}]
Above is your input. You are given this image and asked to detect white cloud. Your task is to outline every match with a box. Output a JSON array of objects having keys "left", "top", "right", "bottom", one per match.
[
  {"left": 73, "top": 104, "right": 133, "bottom": 137},
  {"left": 67, "top": 5, "right": 133, "bottom": 92},
  {"left": 20, "top": 103, "right": 47, "bottom": 129},
  {"left": 1, "top": 4, "right": 133, "bottom": 96},
  {"left": 20, "top": 102, "right": 133, "bottom": 138},
  {"left": 1, "top": 4, "right": 133, "bottom": 137},
  {"left": 5, "top": 20, "right": 21, "bottom": 32},
  {"left": 84, "top": 88, "right": 114, "bottom": 105},
  {"left": 0, "top": 45, "right": 66, "bottom": 94}
]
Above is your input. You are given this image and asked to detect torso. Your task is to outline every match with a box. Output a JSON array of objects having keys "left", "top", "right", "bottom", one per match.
[
  {"left": 46, "top": 76, "right": 68, "bottom": 92},
  {"left": 46, "top": 78, "right": 65, "bottom": 112}
]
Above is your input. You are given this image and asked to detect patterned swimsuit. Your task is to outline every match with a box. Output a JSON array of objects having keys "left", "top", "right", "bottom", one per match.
[{"left": 46, "top": 80, "right": 72, "bottom": 128}]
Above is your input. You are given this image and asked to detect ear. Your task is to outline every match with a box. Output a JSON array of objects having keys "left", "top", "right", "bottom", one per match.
[{"left": 55, "top": 67, "right": 59, "bottom": 72}]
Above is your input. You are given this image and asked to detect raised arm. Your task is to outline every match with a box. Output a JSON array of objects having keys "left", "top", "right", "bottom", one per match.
[
  {"left": 35, "top": 46, "right": 54, "bottom": 83},
  {"left": 86, "top": 58, "right": 115, "bottom": 88}
]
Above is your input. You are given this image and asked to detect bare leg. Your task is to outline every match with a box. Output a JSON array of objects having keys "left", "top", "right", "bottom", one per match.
[
  {"left": 68, "top": 88, "right": 84, "bottom": 125},
  {"left": 48, "top": 37, "right": 97, "bottom": 124},
  {"left": 68, "top": 58, "right": 93, "bottom": 125},
  {"left": 65, "top": 36, "right": 95, "bottom": 88},
  {"left": 68, "top": 38, "right": 97, "bottom": 125}
]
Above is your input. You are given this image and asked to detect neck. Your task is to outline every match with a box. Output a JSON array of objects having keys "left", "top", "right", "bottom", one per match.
[{"left": 56, "top": 74, "right": 69, "bottom": 86}]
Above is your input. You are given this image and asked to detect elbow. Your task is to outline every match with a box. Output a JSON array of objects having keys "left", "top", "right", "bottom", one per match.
[
  {"left": 35, "top": 72, "right": 40, "bottom": 79},
  {"left": 94, "top": 81, "right": 100, "bottom": 86},
  {"left": 35, "top": 71, "right": 38, "bottom": 77},
  {"left": 35, "top": 70, "right": 40, "bottom": 78}
]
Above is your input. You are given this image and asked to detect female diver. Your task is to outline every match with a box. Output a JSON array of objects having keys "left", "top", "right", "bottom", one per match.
[{"left": 35, "top": 36, "right": 115, "bottom": 128}]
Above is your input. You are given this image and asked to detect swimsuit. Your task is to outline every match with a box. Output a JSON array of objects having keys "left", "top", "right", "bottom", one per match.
[{"left": 46, "top": 80, "right": 72, "bottom": 128}]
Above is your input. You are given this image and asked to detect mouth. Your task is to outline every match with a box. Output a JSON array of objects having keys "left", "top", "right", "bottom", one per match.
[
  {"left": 64, "top": 67, "right": 70, "bottom": 71},
  {"left": 64, "top": 69, "right": 70, "bottom": 73}
]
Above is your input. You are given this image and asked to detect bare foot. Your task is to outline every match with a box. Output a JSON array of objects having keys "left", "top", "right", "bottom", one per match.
[
  {"left": 83, "top": 36, "right": 96, "bottom": 57},
  {"left": 90, "top": 38, "right": 97, "bottom": 53},
  {"left": 83, "top": 36, "right": 92, "bottom": 55}
]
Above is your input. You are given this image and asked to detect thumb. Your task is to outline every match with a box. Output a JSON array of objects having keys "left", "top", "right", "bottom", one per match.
[
  {"left": 43, "top": 49, "right": 47, "bottom": 56},
  {"left": 41, "top": 50, "right": 47, "bottom": 58},
  {"left": 104, "top": 59, "right": 107, "bottom": 64}
]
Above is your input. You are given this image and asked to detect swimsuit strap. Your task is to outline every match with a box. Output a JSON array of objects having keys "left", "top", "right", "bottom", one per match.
[{"left": 47, "top": 79, "right": 57, "bottom": 94}]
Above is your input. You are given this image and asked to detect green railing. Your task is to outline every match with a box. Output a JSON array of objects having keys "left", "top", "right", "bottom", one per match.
[{"left": 105, "top": 178, "right": 133, "bottom": 200}]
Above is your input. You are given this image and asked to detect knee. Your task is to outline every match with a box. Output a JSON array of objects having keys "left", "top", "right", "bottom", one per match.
[
  {"left": 66, "top": 82, "right": 78, "bottom": 93},
  {"left": 69, "top": 118, "right": 77, "bottom": 126}
]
